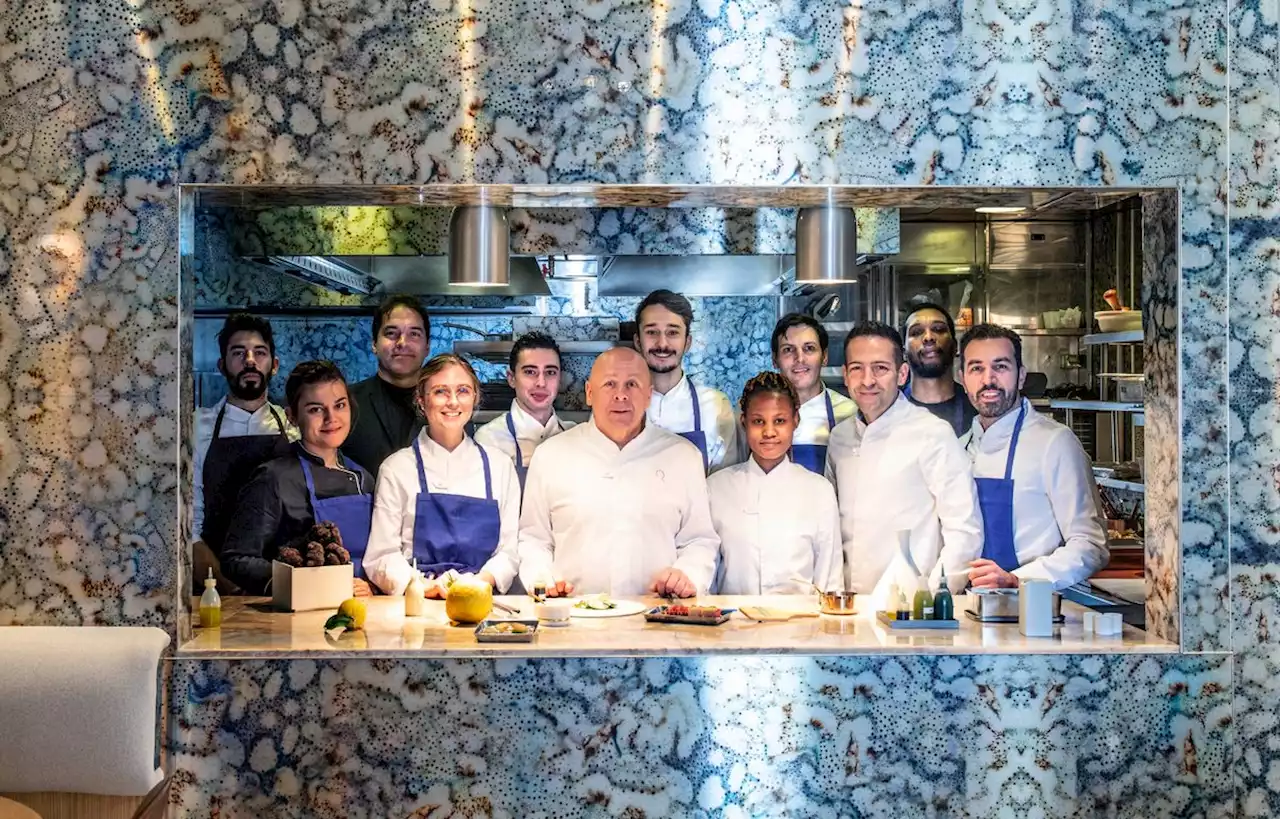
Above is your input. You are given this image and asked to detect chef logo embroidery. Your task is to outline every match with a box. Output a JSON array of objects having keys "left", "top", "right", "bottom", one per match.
[{"left": 654, "top": 469, "right": 665, "bottom": 482}]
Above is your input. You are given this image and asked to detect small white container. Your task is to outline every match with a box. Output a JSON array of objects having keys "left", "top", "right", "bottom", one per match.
[
  {"left": 1018, "top": 579, "right": 1057, "bottom": 637},
  {"left": 1082, "top": 611, "right": 1099, "bottom": 633},
  {"left": 1095, "top": 310, "right": 1143, "bottom": 333},
  {"left": 535, "top": 601, "right": 572, "bottom": 625},
  {"left": 271, "top": 561, "right": 353, "bottom": 612},
  {"left": 1096, "top": 612, "right": 1124, "bottom": 636}
]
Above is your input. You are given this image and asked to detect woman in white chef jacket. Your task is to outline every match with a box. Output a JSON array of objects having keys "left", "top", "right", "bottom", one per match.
[
  {"left": 708, "top": 372, "right": 843, "bottom": 594},
  {"left": 363, "top": 354, "right": 521, "bottom": 596}
]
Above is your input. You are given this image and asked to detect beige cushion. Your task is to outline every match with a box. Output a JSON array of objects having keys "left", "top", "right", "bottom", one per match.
[{"left": 0, "top": 628, "right": 169, "bottom": 796}]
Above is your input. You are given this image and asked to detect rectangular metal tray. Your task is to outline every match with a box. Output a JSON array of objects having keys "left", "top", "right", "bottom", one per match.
[
  {"left": 876, "top": 611, "right": 959, "bottom": 630},
  {"left": 474, "top": 619, "right": 540, "bottom": 642},
  {"left": 645, "top": 607, "right": 734, "bottom": 626}
]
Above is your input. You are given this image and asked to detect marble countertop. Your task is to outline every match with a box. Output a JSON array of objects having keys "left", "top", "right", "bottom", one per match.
[{"left": 178, "top": 595, "right": 1177, "bottom": 659}]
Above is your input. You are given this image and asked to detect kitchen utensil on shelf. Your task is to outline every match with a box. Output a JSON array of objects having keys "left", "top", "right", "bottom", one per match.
[
  {"left": 819, "top": 592, "right": 858, "bottom": 615},
  {"left": 492, "top": 600, "right": 522, "bottom": 617},
  {"left": 1095, "top": 310, "right": 1142, "bottom": 333}
]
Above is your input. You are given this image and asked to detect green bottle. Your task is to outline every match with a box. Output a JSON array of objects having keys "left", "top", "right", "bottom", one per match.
[
  {"left": 912, "top": 584, "right": 934, "bottom": 620},
  {"left": 933, "top": 570, "right": 954, "bottom": 621}
]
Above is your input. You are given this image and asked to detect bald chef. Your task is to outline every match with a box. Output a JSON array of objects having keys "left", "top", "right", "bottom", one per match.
[
  {"left": 634, "top": 289, "right": 739, "bottom": 473},
  {"left": 826, "top": 321, "right": 983, "bottom": 605},
  {"left": 517, "top": 347, "right": 720, "bottom": 598},
  {"left": 960, "top": 324, "right": 1109, "bottom": 589},
  {"left": 771, "top": 313, "right": 855, "bottom": 473}
]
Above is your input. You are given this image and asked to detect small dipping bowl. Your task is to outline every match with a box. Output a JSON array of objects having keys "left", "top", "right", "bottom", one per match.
[
  {"left": 536, "top": 601, "right": 572, "bottom": 626},
  {"left": 819, "top": 591, "right": 857, "bottom": 615}
]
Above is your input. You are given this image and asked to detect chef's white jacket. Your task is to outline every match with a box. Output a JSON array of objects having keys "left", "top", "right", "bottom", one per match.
[
  {"left": 646, "top": 373, "right": 740, "bottom": 472},
  {"left": 517, "top": 418, "right": 720, "bottom": 596},
  {"left": 965, "top": 398, "right": 1109, "bottom": 588},
  {"left": 825, "top": 393, "right": 983, "bottom": 606},
  {"left": 191, "top": 397, "right": 296, "bottom": 538},
  {"left": 708, "top": 457, "right": 843, "bottom": 594},
  {"left": 363, "top": 430, "right": 521, "bottom": 595},
  {"left": 794, "top": 388, "right": 857, "bottom": 447},
  {"left": 474, "top": 400, "right": 575, "bottom": 470}
]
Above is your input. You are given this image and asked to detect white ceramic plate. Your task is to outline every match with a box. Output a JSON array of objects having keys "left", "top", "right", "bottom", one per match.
[{"left": 566, "top": 598, "right": 648, "bottom": 618}]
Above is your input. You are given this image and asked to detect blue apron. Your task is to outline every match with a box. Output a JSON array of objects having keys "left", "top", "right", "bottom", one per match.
[
  {"left": 505, "top": 413, "right": 527, "bottom": 491},
  {"left": 411, "top": 440, "right": 502, "bottom": 577},
  {"left": 975, "top": 404, "right": 1027, "bottom": 571},
  {"left": 790, "top": 391, "right": 836, "bottom": 474},
  {"left": 297, "top": 454, "right": 373, "bottom": 579},
  {"left": 904, "top": 382, "right": 966, "bottom": 436},
  {"left": 675, "top": 378, "right": 710, "bottom": 473}
]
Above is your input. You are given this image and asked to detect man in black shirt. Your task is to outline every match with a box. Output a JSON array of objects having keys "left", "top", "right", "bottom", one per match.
[
  {"left": 902, "top": 302, "right": 977, "bottom": 437},
  {"left": 344, "top": 295, "right": 431, "bottom": 478}
]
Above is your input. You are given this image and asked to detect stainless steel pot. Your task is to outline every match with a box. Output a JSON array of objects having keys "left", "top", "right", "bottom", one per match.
[
  {"left": 964, "top": 589, "right": 1063, "bottom": 623},
  {"left": 819, "top": 591, "right": 857, "bottom": 615}
]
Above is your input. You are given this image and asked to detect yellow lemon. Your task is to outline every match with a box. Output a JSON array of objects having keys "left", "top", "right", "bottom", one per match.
[
  {"left": 445, "top": 580, "right": 493, "bottom": 624},
  {"left": 324, "top": 597, "right": 367, "bottom": 631}
]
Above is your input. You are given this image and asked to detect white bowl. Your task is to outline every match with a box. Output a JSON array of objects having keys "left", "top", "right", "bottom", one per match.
[
  {"left": 535, "top": 601, "right": 571, "bottom": 623},
  {"left": 1095, "top": 310, "right": 1142, "bottom": 333}
]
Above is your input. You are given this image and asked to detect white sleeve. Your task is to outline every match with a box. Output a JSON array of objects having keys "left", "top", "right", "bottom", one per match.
[
  {"left": 922, "top": 429, "right": 984, "bottom": 594},
  {"left": 479, "top": 451, "right": 521, "bottom": 592},
  {"left": 814, "top": 482, "right": 844, "bottom": 593},
  {"left": 363, "top": 460, "right": 415, "bottom": 595},
  {"left": 709, "top": 392, "right": 741, "bottom": 472},
  {"left": 671, "top": 454, "right": 721, "bottom": 593},
  {"left": 1013, "top": 429, "right": 1110, "bottom": 588},
  {"left": 192, "top": 411, "right": 207, "bottom": 540},
  {"left": 516, "top": 447, "right": 556, "bottom": 590}
]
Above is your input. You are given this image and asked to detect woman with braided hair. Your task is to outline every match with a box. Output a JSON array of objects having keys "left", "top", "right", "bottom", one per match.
[{"left": 706, "top": 371, "right": 843, "bottom": 594}]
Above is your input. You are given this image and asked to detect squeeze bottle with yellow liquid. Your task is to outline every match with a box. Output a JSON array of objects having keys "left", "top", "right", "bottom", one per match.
[{"left": 199, "top": 568, "right": 221, "bottom": 628}]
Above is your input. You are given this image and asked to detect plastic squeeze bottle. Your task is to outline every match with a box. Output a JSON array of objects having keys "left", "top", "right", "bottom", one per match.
[
  {"left": 199, "top": 568, "right": 221, "bottom": 628},
  {"left": 405, "top": 559, "right": 426, "bottom": 617},
  {"left": 933, "top": 570, "right": 955, "bottom": 621}
]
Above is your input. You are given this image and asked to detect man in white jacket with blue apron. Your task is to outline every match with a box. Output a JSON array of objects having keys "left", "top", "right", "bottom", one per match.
[{"left": 959, "top": 324, "right": 1109, "bottom": 589}]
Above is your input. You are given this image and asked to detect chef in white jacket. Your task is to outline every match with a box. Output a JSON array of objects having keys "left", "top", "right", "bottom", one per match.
[
  {"left": 635, "top": 289, "right": 739, "bottom": 473},
  {"left": 709, "top": 371, "right": 842, "bottom": 594},
  {"left": 959, "top": 324, "right": 1109, "bottom": 589},
  {"left": 474, "top": 332, "right": 575, "bottom": 493},
  {"left": 825, "top": 321, "right": 983, "bottom": 607},
  {"left": 771, "top": 313, "right": 856, "bottom": 473},
  {"left": 517, "top": 347, "right": 719, "bottom": 598}
]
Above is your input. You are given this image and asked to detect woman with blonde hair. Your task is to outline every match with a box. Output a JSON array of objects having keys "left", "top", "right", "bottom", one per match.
[{"left": 363, "top": 354, "right": 521, "bottom": 596}]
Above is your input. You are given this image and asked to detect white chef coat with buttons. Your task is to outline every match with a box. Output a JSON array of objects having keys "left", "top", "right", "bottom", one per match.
[
  {"left": 474, "top": 399, "right": 575, "bottom": 468},
  {"left": 825, "top": 392, "right": 983, "bottom": 606},
  {"left": 646, "top": 373, "right": 740, "bottom": 472},
  {"left": 965, "top": 398, "right": 1109, "bottom": 588},
  {"left": 192, "top": 397, "right": 297, "bottom": 538},
  {"left": 517, "top": 419, "right": 720, "bottom": 596},
  {"left": 708, "top": 457, "right": 843, "bottom": 594},
  {"left": 794, "top": 388, "right": 857, "bottom": 447},
  {"left": 363, "top": 430, "right": 521, "bottom": 596}
]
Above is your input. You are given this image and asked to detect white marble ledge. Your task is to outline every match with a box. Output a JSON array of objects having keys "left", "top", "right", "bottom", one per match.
[{"left": 176, "top": 595, "right": 1177, "bottom": 659}]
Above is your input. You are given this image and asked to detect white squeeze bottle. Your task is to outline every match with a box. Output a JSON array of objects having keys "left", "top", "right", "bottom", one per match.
[
  {"left": 199, "top": 568, "right": 221, "bottom": 628},
  {"left": 405, "top": 559, "right": 426, "bottom": 617}
]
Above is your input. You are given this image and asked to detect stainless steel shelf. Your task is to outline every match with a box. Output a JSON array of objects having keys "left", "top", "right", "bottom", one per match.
[
  {"left": 957, "top": 327, "right": 1085, "bottom": 337},
  {"left": 1049, "top": 400, "right": 1144, "bottom": 412},
  {"left": 454, "top": 340, "right": 623, "bottom": 357},
  {"left": 1083, "top": 330, "right": 1143, "bottom": 345},
  {"left": 1096, "top": 477, "right": 1145, "bottom": 493}
]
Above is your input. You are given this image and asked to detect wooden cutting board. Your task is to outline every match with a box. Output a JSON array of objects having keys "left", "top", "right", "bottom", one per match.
[{"left": 738, "top": 606, "right": 820, "bottom": 622}]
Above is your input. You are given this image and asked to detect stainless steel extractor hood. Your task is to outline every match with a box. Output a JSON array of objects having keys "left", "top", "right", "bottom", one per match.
[{"left": 248, "top": 255, "right": 551, "bottom": 297}]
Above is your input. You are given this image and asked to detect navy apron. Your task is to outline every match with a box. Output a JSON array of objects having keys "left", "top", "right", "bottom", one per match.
[
  {"left": 676, "top": 378, "right": 710, "bottom": 473},
  {"left": 904, "top": 383, "right": 966, "bottom": 436},
  {"left": 790, "top": 391, "right": 836, "bottom": 474},
  {"left": 505, "top": 413, "right": 527, "bottom": 491},
  {"left": 297, "top": 454, "right": 373, "bottom": 579},
  {"left": 201, "top": 403, "right": 292, "bottom": 553},
  {"left": 411, "top": 440, "right": 502, "bottom": 577},
  {"left": 975, "top": 404, "right": 1027, "bottom": 571}
]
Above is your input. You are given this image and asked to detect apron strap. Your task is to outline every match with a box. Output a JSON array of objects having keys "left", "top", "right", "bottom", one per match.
[
  {"left": 505, "top": 413, "right": 523, "bottom": 471},
  {"left": 267, "top": 405, "right": 289, "bottom": 440},
  {"left": 297, "top": 454, "right": 321, "bottom": 506},
  {"left": 413, "top": 439, "right": 429, "bottom": 494},
  {"left": 478, "top": 445, "right": 494, "bottom": 501},
  {"left": 686, "top": 378, "right": 702, "bottom": 432},
  {"left": 823, "top": 391, "right": 835, "bottom": 429},
  {"left": 213, "top": 402, "right": 289, "bottom": 440},
  {"left": 211, "top": 403, "right": 227, "bottom": 439},
  {"left": 1004, "top": 404, "right": 1028, "bottom": 480}
]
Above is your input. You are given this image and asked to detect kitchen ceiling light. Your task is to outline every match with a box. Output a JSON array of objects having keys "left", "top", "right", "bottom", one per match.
[
  {"left": 975, "top": 206, "right": 1027, "bottom": 214},
  {"left": 795, "top": 207, "right": 860, "bottom": 284},
  {"left": 449, "top": 205, "right": 510, "bottom": 286}
]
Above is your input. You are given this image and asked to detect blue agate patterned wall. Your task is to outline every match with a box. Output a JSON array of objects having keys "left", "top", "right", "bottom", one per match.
[{"left": 2, "top": 0, "right": 1276, "bottom": 814}]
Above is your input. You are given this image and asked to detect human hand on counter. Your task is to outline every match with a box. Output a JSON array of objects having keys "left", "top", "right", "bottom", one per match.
[
  {"left": 423, "top": 579, "right": 447, "bottom": 599},
  {"left": 352, "top": 578, "right": 372, "bottom": 598},
  {"left": 543, "top": 579, "right": 575, "bottom": 598},
  {"left": 477, "top": 571, "right": 497, "bottom": 589},
  {"left": 651, "top": 568, "right": 696, "bottom": 598},
  {"left": 967, "top": 559, "right": 1019, "bottom": 589}
]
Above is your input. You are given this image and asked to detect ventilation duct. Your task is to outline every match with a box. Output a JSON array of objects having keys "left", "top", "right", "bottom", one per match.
[
  {"left": 795, "top": 207, "right": 860, "bottom": 284},
  {"left": 449, "top": 206, "right": 509, "bottom": 287}
]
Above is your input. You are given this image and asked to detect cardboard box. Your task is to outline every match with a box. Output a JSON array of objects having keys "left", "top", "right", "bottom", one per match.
[{"left": 271, "top": 561, "right": 353, "bottom": 612}]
